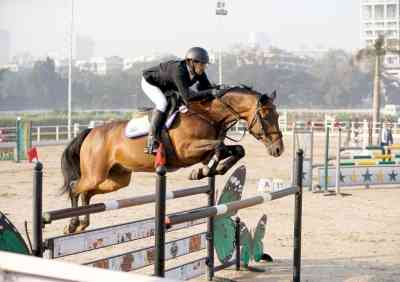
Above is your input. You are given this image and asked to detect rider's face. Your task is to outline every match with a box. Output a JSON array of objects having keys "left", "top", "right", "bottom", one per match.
[{"left": 192, "top": 61, "right": 207, "bottom": 75}]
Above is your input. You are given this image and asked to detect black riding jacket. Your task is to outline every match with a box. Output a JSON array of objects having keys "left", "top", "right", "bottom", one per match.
[{"left": 143, "top": 60, "right": 213, "bottom": 105}]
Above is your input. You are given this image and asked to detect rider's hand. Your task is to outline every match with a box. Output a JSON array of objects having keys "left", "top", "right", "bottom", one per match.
[
  {"left": 204, "top": 93, "right": 215, "bottom": 101},
  {"left": 216, "top": 84, "right": 228, "bottom": 90},
  {"left": 211, "top": 88, "right": 223, "bottom": 98},
  {"left": 179, "top": 105, "right": 188, "bottom": 113}
]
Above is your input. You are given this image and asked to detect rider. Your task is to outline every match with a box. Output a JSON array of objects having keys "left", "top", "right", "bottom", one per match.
[{"left": 142, "top": 47, "right": 216, "bottom": 154}]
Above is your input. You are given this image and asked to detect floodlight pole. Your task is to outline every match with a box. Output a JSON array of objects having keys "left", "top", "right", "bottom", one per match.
[
  {"left": 216, "top": 1, "right": 228, "bottom": 85},
  {"left": 68, "top": 0, "right": 74, "bottom": 140}
]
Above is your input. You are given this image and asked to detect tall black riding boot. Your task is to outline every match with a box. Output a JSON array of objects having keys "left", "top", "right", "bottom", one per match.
[{"left": 145, "top": 109, "right": 167, "bottom": 154}]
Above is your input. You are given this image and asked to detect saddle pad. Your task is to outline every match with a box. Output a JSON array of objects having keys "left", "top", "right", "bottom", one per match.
[
  {"left": 125, "top": 115, "right": 150, "bottom": 138},
  {"left": 125, "top": 110, "right": 180, "bottom": 138}
]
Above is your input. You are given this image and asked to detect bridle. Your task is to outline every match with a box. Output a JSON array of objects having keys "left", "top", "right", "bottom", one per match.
[{"left": 218, "top": 94, "right": 283, "bottom": 146}]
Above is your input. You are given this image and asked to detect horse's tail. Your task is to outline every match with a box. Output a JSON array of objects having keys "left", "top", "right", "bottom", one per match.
[{"left": 60, "top": 128, "right": 92, "bottom": 197}]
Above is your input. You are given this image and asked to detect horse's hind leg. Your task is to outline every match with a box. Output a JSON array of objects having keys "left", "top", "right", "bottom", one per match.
[
  {"left": 75, "top": 169, "right": 132, "bottom": 232},
  {"left": 64, "top": 191, "right": 80, "bottom": 234},
  {"left": 64, "top": 170, "right": 108, "bottom": 233},
  {"left": 75, "top": 191, "right": 95, "bottom": 233}
]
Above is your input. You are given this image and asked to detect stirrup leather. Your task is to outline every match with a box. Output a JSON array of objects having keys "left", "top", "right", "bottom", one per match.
[{"left": 144, "top": 135, "right": 160, "bottom": 154}]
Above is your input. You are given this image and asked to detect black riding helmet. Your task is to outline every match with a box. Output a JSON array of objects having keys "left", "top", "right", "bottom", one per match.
[{"left": 185, "top": 47, "right": 209, "bottom": 64}]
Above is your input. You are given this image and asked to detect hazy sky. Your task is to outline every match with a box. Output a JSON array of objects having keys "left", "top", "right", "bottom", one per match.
[{"left": 1, "top": 0, "right": 361, "bottom": 59}]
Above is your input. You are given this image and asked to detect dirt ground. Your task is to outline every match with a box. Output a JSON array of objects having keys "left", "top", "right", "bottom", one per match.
[{"left": 1, "top": 134, "right": 400, "bottom": 282}]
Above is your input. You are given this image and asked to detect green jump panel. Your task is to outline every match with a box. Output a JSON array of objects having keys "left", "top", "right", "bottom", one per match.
[
  {"left": 15, "top": 119, "right": 32, "bottom": 162},
  {"left": 353, "top": 155, "right": 372, "bottom": 159},
  {"left": 366, "top": 146, "right": 382, "bottom": 150},
  {"left": 340, "top": 162, "right": 355, "bottom": 166},
  {"left": 379, "top": 161, "right": 396, "bottom": 165},
  {"left": 0, "top": 212, "right": 29, "bottom": 255}
]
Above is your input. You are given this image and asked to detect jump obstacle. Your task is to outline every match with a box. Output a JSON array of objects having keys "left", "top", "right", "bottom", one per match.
[
  {"left": 293, "top": 126, "right": 400, "bottom": 194},
  {"left": 0, "top": 118, "right": 32, "bottom": 162},
  {"left": 31, "top": 151, "right": 304, "bottom": 281}
]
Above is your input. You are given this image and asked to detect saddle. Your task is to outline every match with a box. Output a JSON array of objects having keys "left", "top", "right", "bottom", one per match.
[
  {"left": 125, "top": 91, "right": 181, "bottom": 139},
  {"left": 125, "top": 91, "right": 183, "bottom": 162}
]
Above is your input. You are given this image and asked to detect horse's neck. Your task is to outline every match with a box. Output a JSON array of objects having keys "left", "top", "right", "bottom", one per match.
[{"left": 191, "top": 93, "right": 253, "bottom": 124}]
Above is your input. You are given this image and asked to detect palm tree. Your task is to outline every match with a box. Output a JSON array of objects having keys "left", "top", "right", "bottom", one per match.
[{"left": 355, "top": 35, "right": 400, "bottom": 128}]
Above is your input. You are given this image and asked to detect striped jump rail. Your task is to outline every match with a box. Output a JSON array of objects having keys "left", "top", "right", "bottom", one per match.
[
  {"left": 165, "top": 186, "right": 299, "bottom": 226},
  {"left": 43, "top": 184, "right": 210, "bottom": 223}
]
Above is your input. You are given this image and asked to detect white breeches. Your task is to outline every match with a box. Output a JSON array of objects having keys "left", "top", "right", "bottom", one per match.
[{"left": 141, "top": 77, "right": 168, "bottom": 112}]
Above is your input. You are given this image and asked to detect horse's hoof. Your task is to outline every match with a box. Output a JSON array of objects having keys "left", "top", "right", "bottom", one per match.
[
  {"left": 189, "top": 170, "right": 201, "bottom": 180},
  {"left": 64, "top": 224, "right": 77, "bottom": 234},
  {"left": 75, "top": 224, "right": 89, "bottom": 233}
]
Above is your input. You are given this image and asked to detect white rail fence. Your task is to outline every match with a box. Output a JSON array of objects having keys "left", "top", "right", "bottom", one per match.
[{"left": 1, "top": 117, "right": 400, "bottom": 146}]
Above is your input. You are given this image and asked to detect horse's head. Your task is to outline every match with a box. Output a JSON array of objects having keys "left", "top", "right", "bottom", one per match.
[
  {"left": 246, "top": 90, "right": 283, "bottom": 157},
  {"left": 216, "top": 87, "right": 283, "bottom": 157}
]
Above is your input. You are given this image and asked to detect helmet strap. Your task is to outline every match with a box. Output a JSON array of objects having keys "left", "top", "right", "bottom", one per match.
[{"left": 187, "top": 60, "right": 196, "bottom": 76}]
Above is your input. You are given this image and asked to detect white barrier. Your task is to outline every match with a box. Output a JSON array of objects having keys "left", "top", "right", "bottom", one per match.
[{"left": 0, "top": 251, "right": 177, "bottom": 282}]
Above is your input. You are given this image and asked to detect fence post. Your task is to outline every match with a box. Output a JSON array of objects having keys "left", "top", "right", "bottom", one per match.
[
  {"left": 206, "top": 176, "right": 215, "bottom": 281},
  {"left": 55, "top": 126, "right": 59, "bottom": 142},
  {"left": 324, "top": 127, "right": 330, "bottom": 192},
  {"left": 154, "top": 166, "right": 166, "bottom": 277},
  {"left": 293, "top": 149, "right": 303, "bottom": 282},
  {"left": 37, "top": 127, "right": 41, "bottom": 144},
  {"left": 15, "top": 117, "right": 21, "bottom": 163},
  {"left": 235, "top": 217, "right": 241, "bottom": 271},
  {"left": 32, "top": 161, "right": 43, "bottom": 257},
  {"left": 335, "top": 128, "right": 342, "bottom": 195},
  {"left": 73, "top": 123, "right": 80, "bottom": 138}
]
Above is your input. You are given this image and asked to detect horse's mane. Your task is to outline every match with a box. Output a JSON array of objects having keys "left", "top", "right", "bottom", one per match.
[{"left": 220, "top": 84, "right": 260, "bottom": 97}]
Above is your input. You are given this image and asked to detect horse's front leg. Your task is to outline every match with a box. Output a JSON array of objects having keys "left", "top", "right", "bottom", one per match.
[
  {"left": 214, "top": 145, "right": 245, "bottom": 175},
  {"left": 188, "top": 143, "right": 241, "bottom": 180},
  {"left": 182, "top": 140, "right": 222, "bottom": 180}
]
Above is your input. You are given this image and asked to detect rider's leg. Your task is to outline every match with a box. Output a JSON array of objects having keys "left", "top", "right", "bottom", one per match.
[
  {"left": 147, "top": 109, "right": 167, "bottom": 153},
  {"left": 141, "top": 77, "right": 168, "bottom": 153}
]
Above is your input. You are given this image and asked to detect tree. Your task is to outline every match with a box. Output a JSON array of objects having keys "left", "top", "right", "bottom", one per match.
[{"left": 355, "top": 35, "right": 400, "bottom": 126}]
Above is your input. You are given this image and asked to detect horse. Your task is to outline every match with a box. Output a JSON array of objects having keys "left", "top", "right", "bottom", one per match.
[{"left": 61, "top": 87, "right": 284, "bottom": 233}]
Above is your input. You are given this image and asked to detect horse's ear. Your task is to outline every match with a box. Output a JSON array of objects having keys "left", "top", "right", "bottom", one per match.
[
  {"left": 270, "top": 90, "right": 277, "bottom": 101},
  {"left": 259, "top": 94, "right": 269, "bottom": 105}
]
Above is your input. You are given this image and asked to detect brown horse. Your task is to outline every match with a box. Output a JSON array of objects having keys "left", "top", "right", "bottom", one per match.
[{"left": 61, "top": 87, "right": 284, "bottom": 233}]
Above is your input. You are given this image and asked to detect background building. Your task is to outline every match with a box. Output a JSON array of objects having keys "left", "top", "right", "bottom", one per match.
[{"left": 361, "top": 0, "right": 400, "bottom": 78}]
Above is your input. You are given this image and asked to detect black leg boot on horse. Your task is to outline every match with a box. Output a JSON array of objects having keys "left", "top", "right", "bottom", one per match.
[{"left": 145, "top": 109, "right": 167, "bottom": 154}]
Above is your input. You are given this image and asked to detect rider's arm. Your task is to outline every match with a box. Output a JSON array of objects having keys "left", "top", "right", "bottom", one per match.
[
  {"left": 173, "top": 69, "right": 214, "bottom": 103},
  {"left": 196, "top": 73, "right": 212, "bottom": 91},
  {"left": 173, "top": 67, "right": 191, "bottom": 105}
]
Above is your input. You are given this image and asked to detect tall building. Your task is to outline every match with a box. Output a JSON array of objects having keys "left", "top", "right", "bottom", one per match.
[
  {"left": 361, "top": 0, "right": 400, "bottom": 78},
  {"left": 0, "top": 30, "right": 11, "bottom": 65}
]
